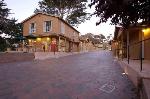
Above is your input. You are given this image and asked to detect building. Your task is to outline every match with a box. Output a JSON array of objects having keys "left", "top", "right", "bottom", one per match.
[
  {"left": 79, "top": 35, "right": 96, "bottom": 52},
  {"left": 112, "top": 24, "right": 150, "bottom": 61},
  {"left": 112, "top": 24, "right": 150, "bottom": 99},
  {"left": 22, "top": 12, "right": 80, "bottom": 52}
]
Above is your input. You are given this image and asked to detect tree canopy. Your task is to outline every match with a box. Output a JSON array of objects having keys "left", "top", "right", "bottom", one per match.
[
  {"left": 81, "top": 33, "right": 106, "bottom": 44},
  {"left": 90, "top": 0, "right": 150, "bottom": 28},
  {"left": 35, "top": 0, "right": 90, "bottom": 27},
  {"left": 0, "top": 0, "right": 23, "bottom": 51},
  {"left": 0, "top": 0, "right": 22, "bottom": 37},
  {"left": 0, "top": 0, "right": 10, "bottom": 35}
]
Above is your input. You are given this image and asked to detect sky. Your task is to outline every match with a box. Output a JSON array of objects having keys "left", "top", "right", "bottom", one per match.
[{"left": 5, "top": 0, "right": 115, "bottom": 37}]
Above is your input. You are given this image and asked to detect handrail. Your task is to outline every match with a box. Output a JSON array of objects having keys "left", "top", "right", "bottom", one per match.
[{"left": 129, "top": 37, "right": 150, "bottom": 46}]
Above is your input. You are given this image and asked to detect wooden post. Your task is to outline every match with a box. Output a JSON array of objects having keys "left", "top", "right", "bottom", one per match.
[
  {"left": 121, "top": 32, "right": 124, "bottom": 60},
  {"left": 58, "top": 36, "right": 61, "bottom": 52},
  {"left": 127, "top": 30, "right": 130, "bottom": 64},
  {"left": 65, "top": 38, "right": 66, "bottom": 52}
]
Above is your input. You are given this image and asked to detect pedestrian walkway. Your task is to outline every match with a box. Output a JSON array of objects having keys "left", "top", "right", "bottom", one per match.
[
  {"left": 34, "top": 52, "right": 82, "bottom": 60},
  {"left": 0, "top": 51, "right": 137, "bottom": 99},
  {"left": 122, "top": 59, "right": 150, "bottom": 78},
  {"left": 118, "top": 59, "right": 150, "bottom": 99}
]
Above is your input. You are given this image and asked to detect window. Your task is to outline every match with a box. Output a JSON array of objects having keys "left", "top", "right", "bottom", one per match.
[
  {"left": 43, "top": 21, "right": 52, "bottom": 32},
  {"left": 61, "top": 22, "right": 65, "bottom": 34},
  {"left": 29, "top": 23, "right": 36, "bottom": 34}
]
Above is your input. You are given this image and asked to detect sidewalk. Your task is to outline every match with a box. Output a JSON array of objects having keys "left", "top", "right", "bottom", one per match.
[
  {"left": 118, "top": 59, "right": 150, "bottom": 99},
  {"left": 0, "top": 51, "right": 88, "bottom": 63},
  {"left": 122, "top": 59, "right": 150, "bottom": 78},
  {"left": 34, "top": 51, "right": 88, "bottom": 60}
]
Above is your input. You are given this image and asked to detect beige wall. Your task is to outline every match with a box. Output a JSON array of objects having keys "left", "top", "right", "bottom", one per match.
[
  {"left": 79, "top": 41, "right": 87, "bottom": 52},
  {"left": 23, "top": 13, "right": 80, "bottom": 52},
  {"left": 60, "top": 21, "right": 79, "bottom": 42},
  {"left": 129, "top": 30, "right": 140, "bottom": 59},
  {"left": 23, "top": 13, "right": 79, "bottom": 41},
  {"left": 114, "top": 27, "right": 150, "bottom": 60},
  {"left": 111, "top": 41, "right": 118, "bottom": 57},
  {"left": 23, "top": 14, "right": 59, "bottom": 36},
  {"left": 79, "top": 41, "right": 95, "bottom": 52},
  {"left": 72, "top": 43, "right": 78, "bottom": 52},
  {"left": 144, "top": 28, "right": 150, "bottom": 60},
  {"left": 128, "top": 28, "right": 150, "bottom": 60}
]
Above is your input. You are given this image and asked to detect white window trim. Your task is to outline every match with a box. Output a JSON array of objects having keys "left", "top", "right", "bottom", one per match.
[
  {"left": 29, "top": 23, "right": 36, "bottom": 34},
  {"left": 43, "top": 21, "right": 52, "bottom": 33},
  {"left": 61, "top": 22, "right": 65, "bottom": 34}
]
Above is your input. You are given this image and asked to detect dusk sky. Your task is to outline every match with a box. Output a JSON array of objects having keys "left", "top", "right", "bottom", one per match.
[{"left": 5, "top": 0, "right": 115, "bottom": 37}]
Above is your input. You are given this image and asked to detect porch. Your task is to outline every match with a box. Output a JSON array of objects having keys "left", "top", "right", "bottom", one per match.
[
  {"left": 14, "top": 33, "right": 79, "bottom": 53},
  {"left": 113, "top": 26, "right": 150, "bottom": 99}
]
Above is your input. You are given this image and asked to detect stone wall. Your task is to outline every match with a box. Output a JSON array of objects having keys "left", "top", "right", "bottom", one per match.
[{"left": 0, "top": 52, "right": 34, "bottom": 63}]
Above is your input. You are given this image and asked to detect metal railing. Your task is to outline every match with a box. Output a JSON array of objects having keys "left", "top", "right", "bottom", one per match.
[
  {"left": 127, "top": 37, "right": 150, "bottom": 71},
  {"left": 114, "top": 37, "right": 150, "bottom": 71}
]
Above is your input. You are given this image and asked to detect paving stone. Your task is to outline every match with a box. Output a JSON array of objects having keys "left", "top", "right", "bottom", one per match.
[{"left": 0, "top": 51, "right": 137, "bottom": 99}]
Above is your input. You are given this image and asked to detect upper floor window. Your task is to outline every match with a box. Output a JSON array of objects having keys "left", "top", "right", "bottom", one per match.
[
  {"left": 61, "top": 22, "right": 65, "bottom": 34},
  {"left": 43, "top": 21, "right": 52, "bottom": 32},
  {"left": 29, "top": 23, "right": 36, "bottom": 34}
]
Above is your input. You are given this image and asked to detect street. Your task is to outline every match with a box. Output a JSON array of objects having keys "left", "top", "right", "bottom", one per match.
[{"left": 0, "top": 51, "right": 137, "bottom": 99}]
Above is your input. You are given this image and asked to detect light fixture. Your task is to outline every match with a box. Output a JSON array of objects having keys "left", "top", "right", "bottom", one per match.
[
  {"left": 28, "top": 39, "right": 31, "bottom": 42},
  {"left": 142, "top": 29, "right": 146, "bottom": 33},
  {"left": 47, "top": 37, "right": 50, "bottom": 41},
  {"left": 142, "top": 28, "right": 150, "bottom": 37},
  {"left": 37, "top": 38, "right": 41, "bottom": 41}
]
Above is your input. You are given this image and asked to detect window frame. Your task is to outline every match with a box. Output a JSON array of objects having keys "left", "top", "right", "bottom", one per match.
[
  {"left": 43, "top": 21, "right": 52, "bottom": 33},
  {"left": 29, "top": 23, "right": 36, "bottom": 34},
  {"left": 61, "top": 22, "right": 65, "bottom": 34}
]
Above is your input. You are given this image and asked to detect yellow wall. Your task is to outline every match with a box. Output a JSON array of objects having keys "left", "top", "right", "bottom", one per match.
[
  {"left": 129, "top": 29, "right": 140, "bottom": 59},
  {"left": 143, "top": 28, "right": 150, "bottom": 60}
]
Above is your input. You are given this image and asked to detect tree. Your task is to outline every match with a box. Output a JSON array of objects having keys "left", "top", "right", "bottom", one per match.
[
  {"left": 90, "top": 0, "right": 150, "bottom": 28},
  {"left": 83, "top": 33, "right": 106, "bottom": 44},
  {"left": 0, "top": 0, "right": 10, "bottom": 35},
  {"left": 99, "top": 34, "right": 105, "bottom": 40},
  {"left": 35, "top": 0, "right": 90, "bottom": 27},
  {"left": 0, "top": 0, "right": 23, "bottom": 51},
  {"left": 94, "top": 34, "right": 105, "bottom": 43}
]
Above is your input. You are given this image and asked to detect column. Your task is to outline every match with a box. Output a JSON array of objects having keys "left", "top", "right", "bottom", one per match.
[
  {"left": 65, "top": 38, "right": 66, "bottom": 52},
  {"left": 127, "top": 30, "right": 129, "bottom": 64},
  {"left": 58, "top": 36, "right": 61, "bottom": 52}
]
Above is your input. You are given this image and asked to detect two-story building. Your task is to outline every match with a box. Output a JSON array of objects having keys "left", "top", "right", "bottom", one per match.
[{"left": 22, "top": 12, "right": 80, "bottom": 52}]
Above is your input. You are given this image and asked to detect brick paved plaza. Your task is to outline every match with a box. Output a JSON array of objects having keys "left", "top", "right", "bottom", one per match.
[{"left": 0, "top": 51, "right": 137, "bottom": 99}]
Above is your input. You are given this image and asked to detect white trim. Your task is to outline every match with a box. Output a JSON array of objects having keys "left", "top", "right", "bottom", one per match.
[
  {"left": 43, "top": 22, "right": 46, "bottom": 32},
  {"left": 34, "top": 23, "right": 36, "bottom": 33},
  {"left": 43, "top": 21, "right": 52, "bottom": 33},
  {"left": 29, "top": 24, "right": 31, "bottom": 34},
  {"left": 61, "top": 22, "right": 65, "bottom": 34},
  {"left": 29, "top": 23, "right": 36, "bottom": 34}
]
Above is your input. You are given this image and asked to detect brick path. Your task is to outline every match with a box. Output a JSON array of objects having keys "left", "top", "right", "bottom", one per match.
[{"left": 0, "top": 51, "right": 137, "bottom": 99}]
